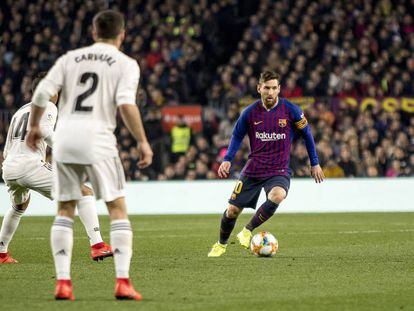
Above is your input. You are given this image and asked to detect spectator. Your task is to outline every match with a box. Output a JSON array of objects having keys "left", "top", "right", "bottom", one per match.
[
  {"left": 338, "top": 146, "right": 358, "bottom": 177},
  {"left": 170, "top": 115, "right": 193, "bottom": 163},
  {"left": 323, "top": 159, "right": 345, "bottom": 178}
]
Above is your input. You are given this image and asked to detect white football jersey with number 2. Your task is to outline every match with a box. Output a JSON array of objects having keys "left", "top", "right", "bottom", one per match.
[{"left": 34, "top": 42, "right": 140, "bottom": 164}]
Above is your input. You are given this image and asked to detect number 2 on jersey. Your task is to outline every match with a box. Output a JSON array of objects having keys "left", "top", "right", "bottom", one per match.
[{"left": 74, "top": 72, "right": 99, "bottom": 113}]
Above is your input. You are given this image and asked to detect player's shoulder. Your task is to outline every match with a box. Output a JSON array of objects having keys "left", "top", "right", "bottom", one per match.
[
  {"left": 11, "top": 102, "right": 32, "bottom": 119},
  {"left": 241, "top": 99, "right": 261, "bottom": 116},
  {"left": 281, "top": 98, "right": 303, "bottom": 116},
  {"left": 17, "top": 102, "right": 32, "bottom": 113},
  {"left": 281, "top": 98, "right": 300, "bottom": 111},
  {"left": 117, "top": 51, "right": 139, "bottom": 70}
]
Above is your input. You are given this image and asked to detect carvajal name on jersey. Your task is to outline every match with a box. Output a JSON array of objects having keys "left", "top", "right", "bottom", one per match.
[
  {"left": 74, "top": 53, "right": 116, "bottom": 66},
  {"left": 255, "top": 132, "right": 286, "bottom": 141}
]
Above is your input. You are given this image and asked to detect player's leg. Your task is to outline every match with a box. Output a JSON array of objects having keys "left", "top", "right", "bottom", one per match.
[
  {"left": 52, "top": 200, "right": 76, "bottom": 300},
  {"left": 50, "top": 162, "right": 85, "bottom": 301},
  {"left": 1, "top": 162, "right": 56, "bottom": 263},
  {"left": 77, "top": 184, "right": 113, "bottom": 261},
  {"left": 87, "top": 157, "right": 141, "bottom": 300},
  {"left": 208, "top": 177, "right": 262, "bottom": 256},
  {"left": 0, "top": 181, "right": 30, "bottom": 264},
  {"left": 30, "top": 163, "right": 111, "bottom": 261},
  {"left": 208, "top": 204, "right": 243, "bottom": 257},
  {"left": 106, "top": 197, "right": 141, "bottom": 300},
  {"left": 244, "top": 187, "right": 285, "bottom": 231},
  {"left": 243, "top": 176, "right": 290, "bottom": 235}
]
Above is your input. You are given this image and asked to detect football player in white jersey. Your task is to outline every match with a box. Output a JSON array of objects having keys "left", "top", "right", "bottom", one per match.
[
  {"left": 0, "top": 73, "right": 112, "bottom": 264},
  {"left": 27, "top": 11, "right": 153, "bottom": 301}
]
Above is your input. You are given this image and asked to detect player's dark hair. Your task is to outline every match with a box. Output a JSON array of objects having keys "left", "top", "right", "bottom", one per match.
[
  {"left": 259, "top": 70, "right": 281, "bottom": 83},
  {"left": 93, "top": 10, "right": 125, "bottom": 39},
  {"left": 31, "top": 72, "right": 47, "bottom": 93}
]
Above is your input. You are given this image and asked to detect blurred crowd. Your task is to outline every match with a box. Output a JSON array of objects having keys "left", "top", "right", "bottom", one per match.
[
  {"left": 208, "top": 0, "right": 414, "bottom": 114},
  {"left": 0, "top": 0, "right": 413, "bottom": 181}
]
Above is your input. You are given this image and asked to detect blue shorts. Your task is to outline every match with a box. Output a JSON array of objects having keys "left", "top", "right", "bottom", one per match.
[{"left": 228, "top": 175, "right": 290, "bottom": 209}]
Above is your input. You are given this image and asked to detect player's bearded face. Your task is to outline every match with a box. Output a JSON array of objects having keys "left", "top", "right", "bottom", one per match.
[{"left": 258, "top": 79, "right": 281, "bottom": 108}]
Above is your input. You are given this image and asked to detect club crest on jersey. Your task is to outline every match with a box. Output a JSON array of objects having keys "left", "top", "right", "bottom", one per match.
[{"left": 278, "top": 119, "right": 287, "bottom": 127}]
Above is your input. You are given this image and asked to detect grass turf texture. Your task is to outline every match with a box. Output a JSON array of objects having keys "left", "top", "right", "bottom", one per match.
[{"left": 0, "top": 213, "right": 413, "bottom": 311}]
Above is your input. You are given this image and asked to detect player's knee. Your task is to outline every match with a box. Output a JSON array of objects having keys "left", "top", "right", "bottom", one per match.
[
  {"left": 107, "top": 197, "right": 128, "bottom": 220},
  {"left": 267, "top": 188, "right": 286, "bottom": 204},
  {"left": 14, "top": 197, "right": 30, "bottom": 212},
  {"left": 14, "top": 203, "right": 27, "bottom": 212},
  {"left": 57, "top": 201, "right": 76, "bottom": 219},
  {"left": 81, "top": 185, "right": 93, "bottom": 196},
  {"left": 227, "top": 204, "right": 242, "bottom": 218}
]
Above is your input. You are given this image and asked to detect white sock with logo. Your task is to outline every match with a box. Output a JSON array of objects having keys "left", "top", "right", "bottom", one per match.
[
  {"left": 51, "top": 216, "right": 73, "bottom": 280},
  {"left": 0, "top": 207, "right": 24, "bottom": 253},
  {"left": 77, "top": 195, "right": 103, "bottom": 246},
  {"left": 110, "top": 219, "right": 132, "bottom": 279}
]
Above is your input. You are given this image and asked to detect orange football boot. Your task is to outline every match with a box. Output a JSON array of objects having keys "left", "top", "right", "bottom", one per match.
[
  {"left": 55, "top": 279, "right": 75, "bottom": 301},
  {"left": 91, "top": 242, "right": 113, "bottom": 261},
  {"left": 114, "top": 278, "right": 142, "bottom": 301},
  {"left": 0, "top": 252, "right": 18, "bottom": 264}
]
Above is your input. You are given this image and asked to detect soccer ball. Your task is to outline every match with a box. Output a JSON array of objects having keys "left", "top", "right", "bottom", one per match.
[{"left": 250, "top": 232, "right": 278, "bottom": 257}]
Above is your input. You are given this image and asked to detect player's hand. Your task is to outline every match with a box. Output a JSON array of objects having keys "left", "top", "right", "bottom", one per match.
[
  {"left": 218, "top": 161, "right": 231, "bottom": 179},
  {"left": 26, "top": 126, "right": 43, "bottom": 151},
  {"left": 137, "top": 141, "right": 153, "bottom": 169},
  {"left": 311, "top": 164, "right": 325, "bottom": 183}
]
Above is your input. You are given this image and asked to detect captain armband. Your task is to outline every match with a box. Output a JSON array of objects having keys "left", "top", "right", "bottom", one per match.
[{"left": 295, "top": 114, "right": 308, "bottom": 130}]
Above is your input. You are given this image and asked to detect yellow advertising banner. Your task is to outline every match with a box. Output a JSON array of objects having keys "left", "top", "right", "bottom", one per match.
[{"left": 239, "top": 96, "right": 414, "bottom": 113}]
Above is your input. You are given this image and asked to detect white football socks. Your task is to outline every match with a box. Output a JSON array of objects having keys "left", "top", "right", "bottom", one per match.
[
  {"left": 0, "top": 207, "right": 24, "bottom": 253},
  {"left": 51, "top": 216, "right": 73, "bottom": 280},
  {"left": 77, "top": 195, "right": 103, "bottom": 246},
  {"left": 110, "top": 219, "right": 133, "bottom": 279}
]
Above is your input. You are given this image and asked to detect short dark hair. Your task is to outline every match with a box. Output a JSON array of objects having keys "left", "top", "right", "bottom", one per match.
[
  {"left": 259, "top": 70, "right": 281, "bottom": 83},
  {"left": 93, "top": 10, "right": 125, "bottom": 39},
  {"left": 31, "top": 72, "right": 47, "bottom": 93}
]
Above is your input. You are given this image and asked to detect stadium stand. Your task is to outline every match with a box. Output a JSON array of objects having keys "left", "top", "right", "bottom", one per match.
[{"left": 0, "top": 0, "right": 413, "bottom": 180}]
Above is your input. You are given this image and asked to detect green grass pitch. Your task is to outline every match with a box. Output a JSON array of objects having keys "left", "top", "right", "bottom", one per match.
[{"left": 0, "top": 213, "right": 413, "bottom": 311}]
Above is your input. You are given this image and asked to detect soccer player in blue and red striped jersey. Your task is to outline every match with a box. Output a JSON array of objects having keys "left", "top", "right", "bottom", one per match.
[{"left": 208, "top": 70, "right": 325, "bottom": 257}]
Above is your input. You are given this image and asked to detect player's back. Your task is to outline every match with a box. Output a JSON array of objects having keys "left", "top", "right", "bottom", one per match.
[
  {"left": 2, "top": 102, "right": 56, "bottom": 180},
  {"left": 50, "top": 42, "right": 139, "bottom": 165}
]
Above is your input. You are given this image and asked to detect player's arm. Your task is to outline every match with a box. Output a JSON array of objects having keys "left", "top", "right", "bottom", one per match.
[
  {"left": 119, "top": 104, "right": 153, "bottom": 168},
  {"left": 292, "top": 106, "right": 324, "bottom": 183},
  {"left": 219, "top": 109, "right": 249, "bottom": 178},
  {"left": 27, "top": 56, "right": 64, "bottom": 151},
  {"left": 39, "top": 104, "right": 57, "bottom": 148},
  {"left": 116, "top": 60, "right": 153, "bottom": 169}
]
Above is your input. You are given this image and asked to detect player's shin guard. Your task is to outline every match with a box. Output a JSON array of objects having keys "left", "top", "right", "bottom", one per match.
[
  {"left": 246, "top": 200, "right": 279, "bottom": 231},
  {"left": 51, "top": 216, "right": 74, "bottom": 280},
  {"left": 77, "top": 195, "right": 103, "bottom": 246},
  {"left": 0, "top": 206, "right": 24, "bottom": 253},
  {"left": 110, "top": 220, "right": 132, "bottom": 279},
  {"left": 219, "top": 210, "right": 237, "bottom": 244}
]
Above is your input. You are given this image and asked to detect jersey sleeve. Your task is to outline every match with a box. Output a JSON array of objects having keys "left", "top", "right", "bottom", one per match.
[
  {"left": 223, "top": 108, "right": 250, "bottom": 162},
  {"left": 289, "top": 103, "right": 319, "bottom": 166},
  {"left": 32, "top": 55, "right": 65, "bottom": 108},
  {"left": 116, "top": 59, "right": 140, "bottom": 106},
  {"left": 290, "top": 104, "right": 308, "bottom": 130}
]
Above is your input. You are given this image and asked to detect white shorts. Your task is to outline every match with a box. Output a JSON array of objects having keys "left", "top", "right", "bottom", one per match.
[
  {"left": 3, "top": 161, "right": 53, "bottom": 206},
  {"left": 53, "top": 157, "right": 125, "bottom": 202}
]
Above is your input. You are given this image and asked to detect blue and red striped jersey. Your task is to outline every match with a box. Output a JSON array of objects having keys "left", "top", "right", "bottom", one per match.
[{"left": 224, "top": 98, "right": 319, "bottom": 178}]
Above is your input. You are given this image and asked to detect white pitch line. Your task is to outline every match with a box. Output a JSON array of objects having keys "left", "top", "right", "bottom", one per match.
[{"left": 21, "top": 228, "right": 414, "bottom": 240}]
